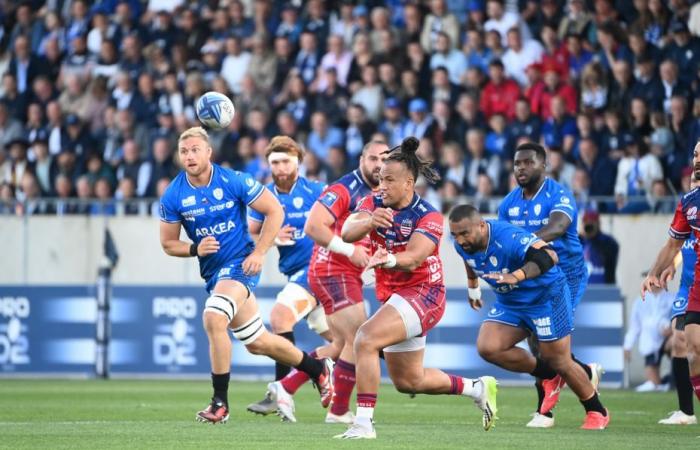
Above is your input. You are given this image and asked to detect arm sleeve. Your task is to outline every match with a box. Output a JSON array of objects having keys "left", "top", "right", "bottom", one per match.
[
  {"left": 551, "top": 189, "right": 576, "bottom": 222},
  {"left": 230, "top": 171, "right": 265, "bottom": 206},
  {"left": 414, "top": 211, "right": 443, "bottom": 245},
  {"left": 159, "top": 190, "right": 180, "bottom": 223},
  {"left": 316, "top": 183, "right": 350, "bottom": 220},
  {"left": 669, "top": 200, "right": 691, "bottom": 239}
]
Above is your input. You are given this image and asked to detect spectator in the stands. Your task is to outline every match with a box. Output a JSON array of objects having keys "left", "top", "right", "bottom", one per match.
[
  {"left": 580, "top": 209, "right": 619, "bottom": 284},
  {"left": 480, "top": 59, "right": 520, "bottom": 121}
]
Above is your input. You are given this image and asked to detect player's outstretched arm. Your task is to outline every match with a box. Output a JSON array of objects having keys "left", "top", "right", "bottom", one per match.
[
  {"left": 485, "top": 240, "right": 557, "bottom": 284},
  {"left": 160, "top": 221, "right": 219, "bottom": 257},
  {"left": 535, "top": 211, "right": 570, "bottom": 243},
  {"left": 341, "top": 211, "right": 374, "bottom": 242},
  {"left": 642, "top": 237, "right": 684, "bottom": 297}
]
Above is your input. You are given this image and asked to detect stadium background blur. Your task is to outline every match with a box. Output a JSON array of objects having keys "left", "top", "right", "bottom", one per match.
[{"left": 0, "top": 0, "right": 697, "bottom": 388}]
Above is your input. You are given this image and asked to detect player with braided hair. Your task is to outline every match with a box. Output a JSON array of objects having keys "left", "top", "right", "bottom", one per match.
[{"left": 335, "top": 137, "right": 498, "bottom": 439}]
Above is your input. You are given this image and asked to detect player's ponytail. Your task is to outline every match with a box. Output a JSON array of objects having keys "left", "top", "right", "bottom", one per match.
[{"left": 384, "top": 137, "right": 441, "bottom": 185}]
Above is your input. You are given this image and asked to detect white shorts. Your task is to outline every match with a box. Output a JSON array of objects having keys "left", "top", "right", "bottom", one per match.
[
  {"left": 275, "top": 282, "right": 316, "bottom": 321},
  {"left": 383, "top": 293, "right": 426, "bottom": 353}
]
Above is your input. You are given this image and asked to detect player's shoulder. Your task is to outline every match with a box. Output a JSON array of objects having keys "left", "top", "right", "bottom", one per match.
[
  {"left": 297, "top": 176, "right": 325, "bottom": 196},
  {"left": 412, "top": 195, "right": 440, "bottom": 217},
  {"left": 334, "top": 169, "right": 366, "bottom": 194},
  {"left": 681, "top": 187, "right": 700, "bottom": 206},
  {"left": 500, "top": 186, "right": 521, "bottom": 206}
]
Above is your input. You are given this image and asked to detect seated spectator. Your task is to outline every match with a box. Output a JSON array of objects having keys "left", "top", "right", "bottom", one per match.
[
  {"left": 578, "top": 137, "right": 617, "bottom": 198},
  {"left": 91, "top": 177, "right": 116, "bottom": 216},
  {"left": 307, "top": 111, "right": 344, "bottom": 160},
  {"left": 402, "top": 98, "right": 435, "bottom": 142},
  {"left": 31, "top": 133, "right": 54, "bottom": 196},
  {"left": 1, "top": 73, "right": 29, "bottom": 123},
  {"left": 450, "top": 93, "right": 487, "bottom": 147},
  {"left": 580, "top": 209, "right": 619, "bottom": 284},
  {"left": 659, "top": 59, "right": 692, "bottom": 114},
  {"left": 115, "top": 177, "right": 140, "bottom": 215},
  {"left": 421, "top": 0, "right": 460, "bottom": 53},
  {"left": 572, "top": 113, "right": 601, "bottom": 161},
  {"left": 531, "top": 65, "right": 578, "bottom": 120},
  {"left": 565, "top": 32, "right": 593, "bottom": 82},
  {"left": 465, "top": 128, "right": 501, "bottom": 194},
  {"left": 649, "top": 180, "right": 676, "bottom": 214},
  {"left": 247, "top": 34, "right": 277, "bottom": 95},
  {"left": 595, "top": 21, "right": 633, "bottom": 72},
  {"left": 615, "top": 136, "right": 664, "bottom": 213},
  {"left": 440, "top": 141, "right": 466, "bottom": 192},
  {"left": 0, "top": 102, "right": 25, "bottom": 149},
  {"left": 506, "top": 98, "right": 541, "bottom": 151},
  {"left": 485, "top": 114, "right": 508, "bottom": 159},
  {"left": 16, "top": 171, "right": 51, "bottom": 215},
  {"left": 666, "top": 20, "right": 700, "bottom": 85},
  {"left": 351, "top": 65, "right": 383, "bottom": 123},
  {"left": 624, "top": 290, "right": 672, "bottom": 392},
  {"left": 344, "top": 104, "right": 375, "bottom": 162},
  {"left": 378, "top": 98, "right": 406, "bottom": 148},
  {"left": 599, "top": 108, "right": 628, "bottom": 160},
  {"left": 462, "top": 28, "right": 492, "bottom": 75},
  {"left": 547, "top": 147, "right": 576, "bottom": 190},
  {"left": 579, "top": 62, "right": 608, "bottom": 114},
  {"left": 484, "top": 0, "right": 530, "bottom": 46},
  {"left": 541, "top": 96, "right": 577, "bottom": 157},
  {"left": 327, "top": 146, "right": 347, "bottom": 181},
  {"left": 378, "top": 62, "right": 402, "bottom": 102},
  {"left": 430, "top": 66, "right": 461, "bottom": 108},
  {"left": 539, "top": 24, "right": 569, "bottom": 80},
  {"left": 318, "top": 34, "right": 353, "bottom": 90},
  {"left": 429, "top": 32, "right": 467, "bottom": 85},
  {"left": 1, "top": 137, "right": 30, "bottom": 190},
  {"left": 501, "top": 27, "right": 543, "bottom": 87},
  {"left": 479, "top": 59, "right": 520, "bottom": 120},
  {"left": 116, "top": 139, "right": 149, "bottom": 197},
  {"left": 473, "top": 173, "right": 499, "bottom": 213},
  {"left": 629, "top": 97, "right": 653, "bottom": 140},
  {"left": 0, "top": 182, "right": 16, "bottom": 214},
  {"left": 53, "top": 174, "right": 77, "bottom": 216},
  {"left": 220, "top": 37, "right": 251, "bottom": 95},
  {"left": 294, "top": 31, "right": 320, "bottom": 86},
  {"left": 276, "top": 4, "right": 303, "bottom": 45}
]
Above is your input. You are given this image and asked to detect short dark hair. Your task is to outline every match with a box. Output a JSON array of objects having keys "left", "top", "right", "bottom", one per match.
[
  {"left": 448, "top": 204, "right": 480, "bottom": 222},
  {"left": 515, "top": 141, "right": 546, "bottom": 161}
]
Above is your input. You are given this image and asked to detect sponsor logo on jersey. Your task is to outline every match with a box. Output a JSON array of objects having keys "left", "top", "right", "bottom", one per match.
[
  {"left": 226, "top": 201, "right": 234, "bottom": 209},
  {"left": 182, "top": 208, "right": 205, "bottom": 218},
  {"left": 195, "top": 220, "right": 236, "bottom": 237},
  {"left": 320, "top": 191, "right": 338, "bottom": 208},
  {"left": 508, "top": 206, "right": 520, "bottom": 216},
  {"left": 293, "top": 197, "right": 304, "bottom": 209},
  {"left": 182, "top": 195, "right": 196, "bottom": 207},
  {"left": 520, "top": 236, "right": 531, "bottom": 245},
  {"left": 488, "top": 307, "right": 504, "bottom": 318},
  {"left": 213, "top": 188, "right": 223, "bottom": 200},
  {"left": 560, "top": 196, "right": 570, "bottom": 204},
  {"left": 489, "top": 256, "right": 498, "bottom": 267},
  {"left": 246, "top": 178, "right": 254, "bottom": 187},
  {"left": 534, "top": 204, "right": 541, "bottom": 216},
  {"left": 400, "top": 219, "right": 413, "bottom": 237},
  {"left": 533, "top": 316, "right": 552, "bottom": 337},
  {"left": 687, "top": 206, "right": 698, "bottom": 220}
]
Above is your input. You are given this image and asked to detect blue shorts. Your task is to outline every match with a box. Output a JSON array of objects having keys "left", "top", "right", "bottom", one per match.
[
  {"left": 563, "top": 262, "right": 588, "bottom": 314},
  {"left": 671, "top": 285, "right": 690, "bottom": 320},
  {"left": 286, "top": 266, "right": 311, "bottom": 292},
  {"left": 205, "top": 259, "right": 261, "bottom": 294},
  {"left": 485, "top": 278, "right": 573, "bottom": 342}
]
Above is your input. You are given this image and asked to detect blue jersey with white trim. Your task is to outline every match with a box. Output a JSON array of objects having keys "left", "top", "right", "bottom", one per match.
[
  {"left": 680, "top": 237, "right": 697, "bottom": 290},
  {"left": 159, "top": 164, "right": 265, "bottom": 282},
  {"left": 453, "top": 220, "right": 567, "bottom": 307},
  {"left": 498, "top": 177, "right": 584, "bottom": 274},
  {"left": 249, "top": 177, "right": 325, "bottom": 277}
]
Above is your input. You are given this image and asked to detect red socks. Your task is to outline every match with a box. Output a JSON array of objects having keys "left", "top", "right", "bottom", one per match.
[
  {"left": 356, "top": 392, "right": 377, "bottom": 409},
  {"left": 691, "top": 375, "right": 700, "bottom": 402},
  {"left": 448, "top": 374, "right": 465, "bottom": 395},
  {"left": 330, "top": 359, "right": 356, "bottom": 415}
]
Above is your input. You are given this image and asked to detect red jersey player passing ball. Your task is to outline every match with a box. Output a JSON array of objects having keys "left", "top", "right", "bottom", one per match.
[
  {"left": 643, "top": 142, "right": 700, "bottom": 412},
  {"left": 338, "top": 137, "right": 498, "bottom": 439}
]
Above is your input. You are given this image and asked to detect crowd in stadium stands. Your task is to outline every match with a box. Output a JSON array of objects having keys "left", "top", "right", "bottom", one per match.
[{"left": 2, "top": 0, "right": 700, "bottom": 216}]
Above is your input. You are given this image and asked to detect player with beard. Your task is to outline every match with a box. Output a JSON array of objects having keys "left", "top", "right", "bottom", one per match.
[
  {"left": 336, "top": 138, "right": 498, "bottom": 439},
  {"left": 273, "top": 139, "right": 387, "bottom": 424},
  {"left": 498, "top": 142, "right": 601, "bottom": 427},
  {"left": 643, "top": 143, "right": 700, "bottom": 423},
  {"left": 159, "top": 128, "right": 333, "bottom": 424},
  {"left": 246, "top": 136, "right": 340, "bottom": 421}
]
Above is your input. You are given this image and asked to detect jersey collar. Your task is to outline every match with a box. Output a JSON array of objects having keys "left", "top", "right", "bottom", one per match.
[
  {"left": 185, "top": 164, "right": 215, "bottom": 189},
  {"left": 521, "top": 177, "right": 548, "bottom": 200},
  {"left": 354, "top": 169, "right": 373, "bottom": 190},
  {"left": 273, "top": 178, "right": 298, "bottom": 196}
]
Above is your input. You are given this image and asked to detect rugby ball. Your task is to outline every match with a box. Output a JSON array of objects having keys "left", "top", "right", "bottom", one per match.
[{"left": 196, "top": 91, "right": 235, "bottom": 129}]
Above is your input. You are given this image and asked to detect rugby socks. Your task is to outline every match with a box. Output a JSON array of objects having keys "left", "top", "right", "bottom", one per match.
[
  {"left": 673, "top": 358, "right": 694, "bottom": 415},
  {"left": 330, "top": 359, "right": 356, "bottom": 415},
  {"left": 280, "top": 350, "right": 317, "bottom": 395},
  {"left": 212, "top": 372, "right": 230, "bottom": 407},
  {"left": 356, "top": 393, "right": 377, "bottom": 426},
  {"left": 530, "top": 357, "right": 558, "bottom": 379},
  {"left": 691, "top": 375, "right": 700, "bottom": 402},
  {"left": 275, "top": 331, "right": 295, "bottom": 380},
  {"left": 580, "top": 392, "right": 607, "bottom": 416},
  {"left": 452, "top": 376, "right": 484, "bottom": 399},
  {"left": 572, "top": 354, "right": 593, "bottom": 380},
  {"left": 294, "top": 351, "right": 324, "bottom": 380}
]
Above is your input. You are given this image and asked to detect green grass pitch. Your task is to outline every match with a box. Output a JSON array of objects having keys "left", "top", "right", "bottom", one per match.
[{"left": 0, "top": 379, "right": 699, "bottom": 449}]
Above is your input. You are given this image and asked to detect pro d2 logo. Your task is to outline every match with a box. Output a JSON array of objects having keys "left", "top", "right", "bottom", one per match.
[
  {"left": 0, "top": 297, "right": 30, "bottom": 366},
  {"left": 152, "top": 297, "right": 197, "bottom": 368}
]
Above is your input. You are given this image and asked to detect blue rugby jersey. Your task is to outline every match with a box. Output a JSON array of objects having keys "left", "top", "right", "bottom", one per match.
[
  {"left": 249, "top": 176, "right": 325, "bottom": 277},
  {"left": 160, "top": 164, "right": 265, "bottom": 282}
]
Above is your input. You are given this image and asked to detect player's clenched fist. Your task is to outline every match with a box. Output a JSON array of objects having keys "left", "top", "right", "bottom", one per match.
[
  {"left": 370, "top": 208, "right": 393, "bottom": 229},
  {"left": 197, "top": 236, "right": 220, "bottom": 256}
]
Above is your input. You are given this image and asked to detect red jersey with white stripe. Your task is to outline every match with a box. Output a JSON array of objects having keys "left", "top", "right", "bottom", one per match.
[
  {"left": 309, "top": 169, "right": 373, "bottom": 277},
  {"left": 356, "top": 192, "right": 445, "bottom": 302},
  {"left": 668, "top": 187, "right": 700, "bottom": 313}
]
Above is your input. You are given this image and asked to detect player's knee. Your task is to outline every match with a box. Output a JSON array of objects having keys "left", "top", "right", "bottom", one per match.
[
  {"left": 476, "top": 340, "right": 499, "bottom": 363},
  {"left": 203, "top": 294, "right": 237, "bottom": 333},
  {"left": 269, "top": 306, "right": 294, "bottom": 334},
  {"left": 672, "top": 332, "right": 688, "bottom": 357},
  {"left": 353, "top": 325, "right": 378, "bottom": 354},
  {"left": 541, "top": 353, "right": 569, "bottom": 373},
  {"left": 245, "top": 338, "right": 267, "bottom": 355},
  {"left": 687, "top": 338, "right": 700, "bottom": 363},
  {"left": 202, "top": 310, "right": 229, "bottom": 335}
]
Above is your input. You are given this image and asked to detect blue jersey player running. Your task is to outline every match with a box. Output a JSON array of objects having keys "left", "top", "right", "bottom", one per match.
[
  {"left": 448, "top": 205, "right": 610, "bottom": 430},
  {"left": 159, "top": 127, "right": 333, "bottom": 424},
  {"left": 498, "top": 142, "right": 600, "bottom": 427},
  {"left": 246, "top": 136, "right": 341, "bottom": 421}
]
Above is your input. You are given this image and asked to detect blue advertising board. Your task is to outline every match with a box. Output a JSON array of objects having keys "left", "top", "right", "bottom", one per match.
[{"left": 0, "top": 285, "right": 624, "bottom": 385}]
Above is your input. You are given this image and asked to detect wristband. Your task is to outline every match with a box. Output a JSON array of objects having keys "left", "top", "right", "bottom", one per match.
[
  {"left": 189, "top": 242, "right": 198, "bottom": 257},
  {"left": 326, "top": 236, "right": 355, "bottom": 257},
  {"left": 382, "top": 253, "right": 397, "bottom": 268},
  {"left": 468, "top": 285, "right": 481, "bottom": 300}
]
